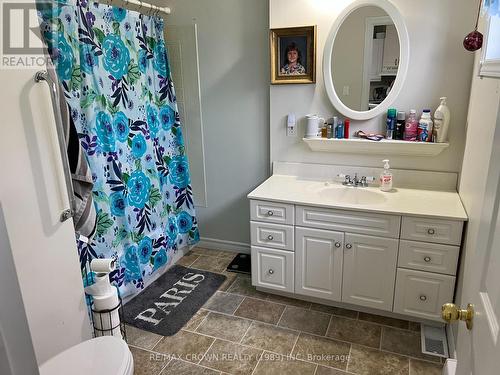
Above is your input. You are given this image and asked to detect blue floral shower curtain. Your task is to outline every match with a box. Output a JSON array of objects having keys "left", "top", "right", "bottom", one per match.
[{"left": 37, "top": 0, "right": 199, "bottom": 297}]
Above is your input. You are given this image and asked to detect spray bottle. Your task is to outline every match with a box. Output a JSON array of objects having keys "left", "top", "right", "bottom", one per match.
[{"left": 85, "top": 259, "right": 122, "bottom": 338}]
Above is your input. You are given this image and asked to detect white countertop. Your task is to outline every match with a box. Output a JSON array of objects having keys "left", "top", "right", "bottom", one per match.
[{"left": 248, "top": 175, "right": 468, "bottom": 221}]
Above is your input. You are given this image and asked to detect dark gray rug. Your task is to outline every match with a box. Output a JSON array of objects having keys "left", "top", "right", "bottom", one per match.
[{"left": 123, "top": 265, "right": 226, "bottom": 336}]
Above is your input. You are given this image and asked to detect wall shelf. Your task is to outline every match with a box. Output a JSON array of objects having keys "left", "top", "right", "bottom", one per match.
[{"left": 303, "top": 138, "right": 449, "bottom": 157}]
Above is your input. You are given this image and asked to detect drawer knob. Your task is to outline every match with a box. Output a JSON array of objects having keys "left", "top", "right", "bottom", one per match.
[
  {"left": 427, "top": 228, "right": 436, "bottom": 235},
  {"left": 267, "top": 235, "right": 274, "bottom": 241},
  {"left": 267, "top": 210, "right": 274, "bottom": 216},
  {"left": 424, "top": 256, "right": 432, "bottom": 263},
  {"left": 419, "top": 295, "right": 427, "bottom": 301},
  {"left": 345, "top": 243, "right": 353, "bottom": 249},
  {"left": 335, "top": 242, "right": 341, "bottom": 248},
  {"left": 268, "top": 269, "right": 274, "bottom": 275}
]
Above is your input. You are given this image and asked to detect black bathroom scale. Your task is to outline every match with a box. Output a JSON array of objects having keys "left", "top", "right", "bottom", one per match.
[{"left": 226, "top": 253, "right": 251, "bottom": 274}]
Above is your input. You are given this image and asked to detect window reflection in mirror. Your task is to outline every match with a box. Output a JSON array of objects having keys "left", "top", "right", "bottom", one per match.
[{"left": 332, "top": 6, "right": 400, "bottom": 112}]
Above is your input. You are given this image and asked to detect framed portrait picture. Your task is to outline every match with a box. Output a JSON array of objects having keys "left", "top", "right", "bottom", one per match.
[{"left": 270, "top": 25, "right": 317, "bottom": 84}]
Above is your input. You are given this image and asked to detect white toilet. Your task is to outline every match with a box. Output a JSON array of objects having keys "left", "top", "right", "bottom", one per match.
[{"left": 39, "top": 336, "right": 134, "bottom": 375}]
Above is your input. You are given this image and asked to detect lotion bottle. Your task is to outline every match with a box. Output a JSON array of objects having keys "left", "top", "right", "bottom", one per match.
[
  {"left": 380, "top": 159, "right": 393, "bottom": 192},
  {"left": 404, "top": 110, "right": 418, "bottom": 141},
  {"left": 433, "top": 97, "right": 450, "bottom": 143}
]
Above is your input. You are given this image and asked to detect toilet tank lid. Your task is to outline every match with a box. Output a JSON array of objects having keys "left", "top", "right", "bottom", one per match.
[{"left": 39, "top": 336, "right": 132, "bottom": 375}]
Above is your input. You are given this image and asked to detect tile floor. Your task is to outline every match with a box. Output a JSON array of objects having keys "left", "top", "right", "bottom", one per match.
[{"left": 127, "top": 247, "right": 444, "bottom": 375}]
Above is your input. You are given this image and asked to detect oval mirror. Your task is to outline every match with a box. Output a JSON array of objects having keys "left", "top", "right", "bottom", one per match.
[{"left": 323, "top": 0, "right": 409, "bottom": 120}]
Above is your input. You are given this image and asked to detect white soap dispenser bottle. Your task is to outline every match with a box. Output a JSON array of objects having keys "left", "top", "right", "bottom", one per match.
[
  {"left": 433, "top": 97, "right": 451, "bottom": 143},
  {"left": 380, "top": 159, "right": 393, "bottom": 192}
]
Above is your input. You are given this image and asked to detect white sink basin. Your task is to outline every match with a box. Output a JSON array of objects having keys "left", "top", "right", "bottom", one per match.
[{"left": 317, "top": 186, "right": 387, "bottom": 205}]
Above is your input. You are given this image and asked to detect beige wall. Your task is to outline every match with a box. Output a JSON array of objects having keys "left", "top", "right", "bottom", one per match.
[
  {"left": 332, "top": 6, "right": 386, "bottom": 110},
  {"left": 270, "top": 0, "right": 476, "bottom": 173}
]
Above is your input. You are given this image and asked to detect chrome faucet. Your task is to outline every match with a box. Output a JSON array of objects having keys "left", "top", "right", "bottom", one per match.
[{"left": 339, "top": 173, "right": 374, "bottom": 187}]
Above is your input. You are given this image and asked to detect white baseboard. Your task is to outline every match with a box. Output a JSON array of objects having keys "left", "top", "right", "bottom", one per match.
[{"left": 198, "top": 237, "right": 250, "bottom": 254}]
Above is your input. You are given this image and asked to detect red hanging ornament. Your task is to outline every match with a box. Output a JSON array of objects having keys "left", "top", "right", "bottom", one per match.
[{"left": 464, "top": 0, "right": 484, "bottom": 51}]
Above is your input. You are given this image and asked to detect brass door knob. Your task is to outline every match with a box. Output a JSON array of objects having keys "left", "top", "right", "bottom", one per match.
[{"left": 441, "top": 303, "right": 474, "bottom": 330}]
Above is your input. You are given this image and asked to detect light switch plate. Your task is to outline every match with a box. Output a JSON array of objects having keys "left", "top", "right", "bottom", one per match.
[{"left": 287, "top": 113, "right": 296, "bottom": 137}]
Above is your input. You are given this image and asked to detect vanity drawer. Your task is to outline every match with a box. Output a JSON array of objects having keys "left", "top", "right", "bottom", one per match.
[
  {"left": 401, "top": 217, "right": 463, "bottom": 245},
  {"left": 398, "top": 240, "right": 460, "bottom": 276},
  {"left": 250, "top": 200, "right": 294, "bottom": 225},
  {"left": 251, "top": 246, "right": 294, "bottom": 293},
  {"left": 296, "top": 205, "right": 401, "bottom": 238},
  {"left": 393, "top": 268, "right": 455, "bottom": 321},
  {"left": 251, "top": 221, "right": 294, "bottom": 251}
]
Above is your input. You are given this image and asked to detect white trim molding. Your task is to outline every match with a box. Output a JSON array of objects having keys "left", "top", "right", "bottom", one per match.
[
  {"left": 361, "top": 15, "right": 393, "bottom": 109},
  {"left": 198, "top": 237, "right": 251, "bottom": 254},
  {"left": 479, "top": 12, "right": 500, "bottom": 78}
]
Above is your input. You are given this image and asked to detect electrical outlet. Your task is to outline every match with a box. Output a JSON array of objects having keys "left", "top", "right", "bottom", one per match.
[{"left": 287, "top": 125, "right": 296, "bottom": 136}]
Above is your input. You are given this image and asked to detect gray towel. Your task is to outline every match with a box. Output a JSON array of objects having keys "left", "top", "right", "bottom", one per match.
[{"left": 50, "top": 68, "right": 97, "bottom": 239}]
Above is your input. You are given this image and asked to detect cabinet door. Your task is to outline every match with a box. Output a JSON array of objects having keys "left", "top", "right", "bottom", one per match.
[
  {"left": 342, "top": 233, "right": 399, "bottom": 311},
  {"left": 393, "top": 269, "right": 455, "bottom": 321},
  {"left": 295, "top": 227, "right": 344, "bottom": 301},
  {"left": 382, "top": 24, "right": 399, "bottom": 73},
  {"left": 251, "top": 246, "right": 294, "bottom": 293}
]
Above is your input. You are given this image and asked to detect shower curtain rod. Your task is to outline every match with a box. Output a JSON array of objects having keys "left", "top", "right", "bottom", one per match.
[{"left": 96, "top": 0, "right": 171, "bottom": 17}]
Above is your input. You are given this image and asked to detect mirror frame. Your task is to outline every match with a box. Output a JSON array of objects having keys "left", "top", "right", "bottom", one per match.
[{"left": 323, "top": 0, "right": 409, "bottom": 120}]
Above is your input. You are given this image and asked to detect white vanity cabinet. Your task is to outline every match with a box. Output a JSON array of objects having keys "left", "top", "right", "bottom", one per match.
[
  {"left": 250, "top": 200, "right": 295, "bottom": 293},
  {"left": 249, "top": 199, "right": 464, "bottom": 323},
  {"left": 393, "top": 217, "right": 463, "bottom": 320}
]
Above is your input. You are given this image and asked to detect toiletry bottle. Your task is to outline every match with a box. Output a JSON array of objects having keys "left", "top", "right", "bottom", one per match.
[
  {"left": 344, "top": 119, "right": 350, "bottom": 139},
  {"left": 336, "top": 120, "right": 344, "bottom": 139},
  {"left": 321, "top": 123, "right": 327, "bottom": 138},
  {"left": 380, "top": 159, "right": 393, "bottom": 192},
  {"left": 327, "top": 123, "right": 333, "bottom": 139},
  {"left": 395, "top": 111, "right": 406, "bottom": 140},
  {"left": 404, "top": 110, "right": 418, "bottom": 141},
  {"left": 327, "top": 117, "right": 336, "bottom": 139},
  {"left": 386, "top": 108, "right": 397, "bottom": 140},
  {"left": 433, "top": 97, "right": 450, "bottom": 143},
  {"left": 418, "top": 109, "right": 433, "bottom": 142}
]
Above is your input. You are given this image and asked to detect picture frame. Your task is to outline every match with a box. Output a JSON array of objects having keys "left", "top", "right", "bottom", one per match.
[{"left": 270, "top": 25, "right": 317, "bottom": 84}]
